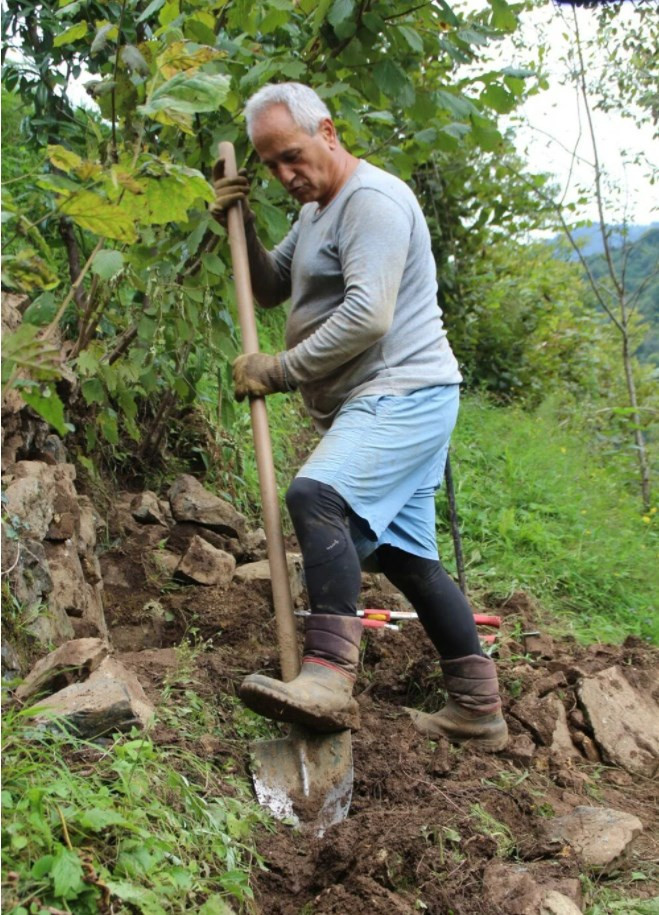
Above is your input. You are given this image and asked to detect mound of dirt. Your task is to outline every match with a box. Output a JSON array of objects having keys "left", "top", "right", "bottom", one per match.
[{"left": 105, "top": 566, "right": 658, "bottom": 914}]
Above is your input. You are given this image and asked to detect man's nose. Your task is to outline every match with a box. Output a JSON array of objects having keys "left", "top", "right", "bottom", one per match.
[{"left": 276, "top": 164, "right": 295, "bottom": 186}]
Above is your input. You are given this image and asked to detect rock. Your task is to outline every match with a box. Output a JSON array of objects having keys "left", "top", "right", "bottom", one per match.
[
  {"left": 483, "top": 861, "right": 543, "bottom": 914},
  {"left": 535, "top": 671, "right": 568, "bottom": 697},
  {"left": 233, "top": 553, "right": 304, "bottom": 601},
  {"left": 541, "top": 890, "right": 583, "bottom": 915},
  {"left": 175, "top": 535, "right": 236, "bottom": 586},
  {"left": 548, "top": 696, "right": 581, "bottom": 760},
  {"left": 148, "top": 549, "right": 180, "bottom": 578},
  {"left": 2, "top": 640, "right": 22, "bottom": 680},
  {"left": 522, "top": 632, "right": 555, "bottom": 659},
  {"left": 77, "top": 496, "right": 101, "bottom": 556},
  {"left": 34, "top": 433, "right": 68, "bottom": 465},
  {"left": 511, "top": 694, "right": 579, "bottom": 759},
  {"left": 543, "top": 806, "right": 643, "bottom": 870},
  {"left": 131, "top": 491, "right": 169, "bottom": 527},
  {"left": 15, "top": 638, "right": 108, "bottom": 702},
  {"left": 44, "top": 540, "right": 108, "bottom": 639},
  {"left": 577, "top": 666, "right": 659, "bottom": 778},
  {"left": 503, "top": 733, "right": 537, "bottom": 764},
  {"left": 100, "top": 555, "right": 133, "bottom": 589},
  {"left": 4, "top": 461, "right": 79, "bottom": 542},
  {"left": 169, "top": 475, "right": 246, "bottom": 540},
  {"left": 571, "top": 732, "right": 601, "bottom": 763},
  {"left": 241, "top": 527, "right": 267, "bottom": 559},
  {"left": 34, "top": 655, "right": 154, "bottom": 738}
]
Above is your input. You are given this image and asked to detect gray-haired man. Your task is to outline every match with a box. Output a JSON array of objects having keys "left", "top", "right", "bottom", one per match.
[{"left": 212, "top": 82, "right": 507, "bottom": 751}]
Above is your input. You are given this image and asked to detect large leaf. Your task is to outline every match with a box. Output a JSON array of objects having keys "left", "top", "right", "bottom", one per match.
[
  {"left": 120, "top": 171, "right": 213, "bottom": 225},
  {"left": 52, "top": 20, "right": 87, "bottom": 47},
  {"left": 19, "top": 383, "right": 70, "bottom": 436},
  {"left": 58, "top": 192, "right": 137, "bottom": 243},
  {"left": 47, "top": 144, "right": 83, "bottom": 172},
  {"left": 91, "top": 249, "right": 125, "bottom": 280},
  {"left": 138, "top": 72, "right": 230, "bottom": 132}
]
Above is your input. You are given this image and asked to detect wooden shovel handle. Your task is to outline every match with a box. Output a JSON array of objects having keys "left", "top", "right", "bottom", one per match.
[{"left": 219, "top": 141, "right": 299, "bottom": 682}]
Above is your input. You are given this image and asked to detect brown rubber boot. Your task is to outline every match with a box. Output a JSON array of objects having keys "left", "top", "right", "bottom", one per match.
[
  {"left": 239, "top": 614, "right": 363, "bottom": 732},
  {"left": 405, "top": 654, "right": 508, "bottom": 752}
]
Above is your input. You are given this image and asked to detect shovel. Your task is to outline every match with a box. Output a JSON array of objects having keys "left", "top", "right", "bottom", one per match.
[{"left": 219, "top": 142, "right": 354, "bottom": 835}]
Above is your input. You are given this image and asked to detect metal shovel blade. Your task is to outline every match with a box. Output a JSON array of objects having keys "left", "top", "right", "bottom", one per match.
[{"left": 250, "top": 727, "right": 353, "bottom": 836}]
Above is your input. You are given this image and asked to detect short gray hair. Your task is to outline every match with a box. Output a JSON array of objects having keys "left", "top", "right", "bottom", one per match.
[{"left": 244, "top": 82, "right": 332, "bottom": 140}]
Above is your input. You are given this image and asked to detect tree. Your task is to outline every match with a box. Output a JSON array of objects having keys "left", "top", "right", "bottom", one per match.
[
  {"left": 511, "top": 0, "right": 658, "bottom": 511},
  {"left": 2, "top": 0, "right": 538, "bottom": 460}
]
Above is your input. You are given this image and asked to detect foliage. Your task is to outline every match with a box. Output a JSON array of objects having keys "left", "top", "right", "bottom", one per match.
[
  {"left": 1, "top": 693, "right": 271, "bottom": 914},
  {"left": 436, "top": 395, "right": 658, "bottom": 645},
  {"left": 1, "top": 0, "right": 537, "bottom": 459}
]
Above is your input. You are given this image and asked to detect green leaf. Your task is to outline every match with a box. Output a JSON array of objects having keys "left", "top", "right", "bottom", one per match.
[
  {"left": 470, "top": 115, "right": 502, "bottom": 151},
  {"left": 121, "top": 44, "right": 150, "bottom": 73},
  {"left": 480, "top": 84, "right": 516, "bottom": 113},
  {"left": 51, "top": 846, "right": 85, "bottom": 898},
  {"left": 489, "top": 0, "right": 517, "bottom": 32},
  {"left": 59, "top": 192, "right": 137, "bottom": 243},
  {"left": 23, "top": 292, "right": 57, "bottom": 326},
  {"left": 106, "top": 880, "right": 167, "bottom": 915},
  {"left": 92, "top": 249, "right": 125, "bottom": 280},
  {"left": 397, "top": 25, "right": 424, "bottom": 54},
  {"left": 20, "top": 384, "right": 70, "bottom": 436},
  {"left": 31, "top": 854, "right": 55, "bottom": 879},
  {"left": 79, "top": 808, "right": 129, "bottom": 831},
  {"left": 328, "top": 0, "right": 354, "bottom": 28},
  {"left": 90, "top": 22, "right": 118, "bottom": 55},
  {"left": 201, "top": 252, "right": 226, "bottom": 276},
  {"left": 137, "top": 0, "right": 165, "bottom": 23},
  {"left": 138, "top": 72, "right": 230, "bottom": 132},
  {"left": 372, "top": 59, "right": 414, "bottom": 106},
  {"left": 98, "top": 410, "right": 119, "bottom": 445},
  {"left": 47, "top": 144, "right": 83, "bottom": 173},
  {"left": 52, "top": 20, "right": 88, "bottom": 47},
  {"left": 82, "top": 378, "right": 106, "bottom": 405}
]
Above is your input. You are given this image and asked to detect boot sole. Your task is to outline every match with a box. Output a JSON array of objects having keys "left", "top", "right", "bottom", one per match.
[{"left": 239, "top": 680, "right": 360, "bottom": 733}]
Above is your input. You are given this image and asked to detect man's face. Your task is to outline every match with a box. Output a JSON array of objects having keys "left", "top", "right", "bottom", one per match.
[{"left": 251, "top": 104, "right": 338, "bottom": 207}]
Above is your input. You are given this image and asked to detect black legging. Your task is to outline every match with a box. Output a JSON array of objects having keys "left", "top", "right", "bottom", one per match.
[{"left": 286, "top": 478, "right": 482, "bottom": 660}]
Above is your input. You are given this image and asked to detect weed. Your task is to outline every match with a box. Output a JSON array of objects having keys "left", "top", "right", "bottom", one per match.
[
  {"left": 469, "top": 803, "right": 516, "bottom": 858},
  {"left": 1, "top": 694, "right": 271, "bottom": 914},
  {"left": 437, "top": 396, "right": 658, "bottom": 644}
]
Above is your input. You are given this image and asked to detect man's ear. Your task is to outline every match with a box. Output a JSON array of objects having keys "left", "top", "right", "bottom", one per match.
[{"left": 319, "top": 117, "right": 338, "bottom": 148}]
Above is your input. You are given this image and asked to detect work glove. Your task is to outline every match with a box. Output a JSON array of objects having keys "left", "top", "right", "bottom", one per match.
[
  {"left": 232, "top": 352, "right": 292, "bottom": 401},
  {"left": 210, "top": 158, "right": 254, "bottom": 226}
]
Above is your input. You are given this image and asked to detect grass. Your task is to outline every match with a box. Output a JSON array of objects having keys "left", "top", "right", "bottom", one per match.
[
  {"left": 1, "top": 689, "right": 272, "bottom": 915},
  {"left": 435, "top": 395, "right": 657, "bottom": 644}
]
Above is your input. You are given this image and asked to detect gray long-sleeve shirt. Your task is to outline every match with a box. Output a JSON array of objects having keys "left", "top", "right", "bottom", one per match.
[{"left": 267, "top": 160, "right": 462, "bottom": 431}]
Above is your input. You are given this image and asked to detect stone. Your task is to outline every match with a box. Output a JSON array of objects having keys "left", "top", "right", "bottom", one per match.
[
  {"left": 34, "top": 655, "right": 154, "bottom": 738},
  {"left": 241, "top": 527, "right": 267, "bottom": 559},
  {"left": 15, "top": 638, "right": 109, "bottom": 702},
  {"left": 4, "top": 461, "right": 79, "bottom": 541},
  {"left": 110, "top": 621, "right": 164, "bottom": 652},
  {"left": 541, "top": 890, "right": 583, "bottom": 915},
  {"left": 543, "top": 806, "right": 643, "bottom": 870},
  {"left": 175, "top": 535, "right": 236, "bottom": 586},
  {"left": 512, "top": 694, "right": 579, "bottom": 758},
  {"left": 2, "top": 640, "right": 22, "bottom": 680},
  {"left": 99, "top": 555, "right": 133, "bottom": 589},
  {"left": 483, "top": 862, "right": 543, "bottom": 914},
  {"left": 148, "top": 549, "right": 180, "bottom": 578},
  {"left": 131, "top": 491, "right": 169, "bottom": 527},
  {"left": 44, "top": 540, "right": 108, "bottom": 638},
  {"left": 233, "top": 553, "right": 304, "bottom": 601},
  {"left": 77, "top": 496, "right": 100, "bottom": 556},
  {"left": 522, "top": 632, "right": 555, "bottom": 659},
  {"left": 503, "top": 733, "right": 537, "bottom": 764},
  {"left": 577, "top": 666, "right": 659, "bottom": 778},
  {"left": 169, "top": 474, "right": 246, "bottom": 539},
  {"left": 535, "top": 671, "right": 568, "bottom": 697},
  {"left": 571, "top": 732, "right": 601, "bottom": 763}
]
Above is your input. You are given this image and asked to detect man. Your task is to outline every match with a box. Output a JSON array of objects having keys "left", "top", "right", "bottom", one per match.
[{"left": 211, "top": 82, "right": 508, "bottom": 751}]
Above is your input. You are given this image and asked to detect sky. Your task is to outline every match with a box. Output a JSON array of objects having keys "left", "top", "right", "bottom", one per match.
[{"left": 495, "top": 0, "right": 658, "bottom": 226}]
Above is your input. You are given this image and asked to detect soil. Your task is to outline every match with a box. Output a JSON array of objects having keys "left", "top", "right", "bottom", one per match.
[{"left": 103, "top": 552, "right": 659, "bottom": 915}]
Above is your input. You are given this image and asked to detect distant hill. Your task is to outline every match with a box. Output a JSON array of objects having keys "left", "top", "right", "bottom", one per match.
[
  {"left": 551, "top": 223, "right": 658, "bottom": 258},
  {"left": 552, "top": 225, "right": 659, "bottom": 364}
]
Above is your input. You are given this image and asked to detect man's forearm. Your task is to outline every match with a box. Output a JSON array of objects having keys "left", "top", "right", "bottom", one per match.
[{"left": 244, "top": 220, "right": 290, "bottom": 309}]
